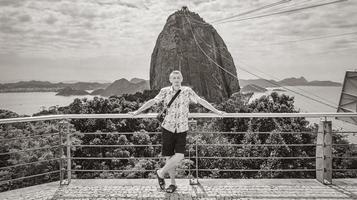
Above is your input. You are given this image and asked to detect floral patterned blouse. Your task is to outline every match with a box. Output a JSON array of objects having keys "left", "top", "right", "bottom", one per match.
[{"left": 153, "top": 85, "right": 200, "bottom": 133}]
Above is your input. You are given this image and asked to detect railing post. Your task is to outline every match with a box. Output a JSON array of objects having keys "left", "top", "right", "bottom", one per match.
[
  {"left": 195, "top": 137, "right": 199, "bottom": 181},
  {"left": 59, "top": 119, "right": 71, "bottom": 185},
  {"left": 316, "top": 119, "right": 332, "bottom": 184},
  {"left": 66, "top": 120, "right": 72, "bottom": 184},
  {"left": 59, "top": 121, "right": 64, "bottom": 186},
  {"left": 188, "top": 119, "right": 199, "bottom": 185}
]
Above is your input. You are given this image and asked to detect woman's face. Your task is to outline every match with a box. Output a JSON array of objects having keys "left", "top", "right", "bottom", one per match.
[{"left": 170, "top": 74, "right": 183, "bottom": 85}]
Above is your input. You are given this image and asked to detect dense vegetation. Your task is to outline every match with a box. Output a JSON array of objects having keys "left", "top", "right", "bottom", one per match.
[{"left": 0, "top": 90, "right": 356, "bottom": 191}]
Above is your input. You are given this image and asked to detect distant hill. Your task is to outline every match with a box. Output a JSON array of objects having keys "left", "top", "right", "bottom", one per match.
[
  {"left": 240, "top": 76, "right": 341, "bottom": 88},
  {"left": 91, "top": 78, "right": 150, "bottom": 97},
  {"left": 0, "top": 80, "right": 110, "bottom": 92},
  {"left": 91, "top": 88, "right": 105, "bottom": 95},
  {"left": 130, "top": 78, "right": 146, "bottom": 84},
  {"left": 0, "top": 76, "right": 341, "bottom": 94},
  {"left": 241, "top": 84, "right": 267, "bottom": 93},
  {"left": 308, "top": 80, "right": 342, "bottom": 86},
  {"left": 0, "top": 78, "right": 150, "bottom": 96},
  {"left": 56, "top": 87, "right": 90, "bottom": 96},
  {"left": 279, "top": 77, "right": 309, "bottom": 86},
  {"left": 240, "top": 79, "right": 279, "bottom": 88}
]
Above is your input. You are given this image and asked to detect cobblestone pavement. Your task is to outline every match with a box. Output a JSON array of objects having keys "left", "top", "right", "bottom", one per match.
[
  {"left": 0, "top": 181, "right": 59, "bottom": 200},
  {"left": 1, "top": 179, "right": 357, "bottom": 200}
]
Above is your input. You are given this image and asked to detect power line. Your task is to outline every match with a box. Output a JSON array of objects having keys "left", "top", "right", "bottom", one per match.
[
  {"left": 210, "top": 0, "right": 291, "bottom": 23},
  {"left": 183, "top": 13, "right": 241, "bottom": 81},
  {"left": 237, "top": 65, "right": 338, "bottom": 109},
  {"left": 188, "top": 0, "right": 311, "bottom": 26},
  {"left": 186, "top": 14, "right": 211, "bottom": 26},
  {"left": 307, "top": 46, "right": 357, "bottom": 55},
  {"left": 255, "top": 0, "right": 321, "bottom": 15},
  {"left": 216, "top": 0, "right": 347, "bottom": 25},
  {"left": 187, "top": 0, "right": 315, "bottom": 27},
  {"left": 184, "top": 11, "right": 339, "bottom": 110},
  {"left": 190, "top": 26, "right": 339, "bottom": 107},
  {"left": 246, "top": 31, "right": 357, "bottom": 47},
  {"left": 237, "top": 59, "right": 339, "bottom": 106}
]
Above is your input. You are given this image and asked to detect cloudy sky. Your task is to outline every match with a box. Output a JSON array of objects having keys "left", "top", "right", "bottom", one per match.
[{"left": 0, "top": 0, "right": 356, "bottom": 83}]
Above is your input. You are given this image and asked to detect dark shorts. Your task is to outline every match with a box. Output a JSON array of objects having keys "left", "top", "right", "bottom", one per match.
[{"left": 161, "top": 127, "right": 187, "bottom": 157}]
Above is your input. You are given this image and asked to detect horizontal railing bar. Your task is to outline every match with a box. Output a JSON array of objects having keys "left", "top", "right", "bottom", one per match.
[
  {"left": 71, "top": 157, "right": 162, "bottom": 160},
  {"left": 211, "top": 132, "right": 318, "bottom": 135},
  {"left": 71, "top": 144, "right": 318, "bottom": 148},
  {"left": 71, "top": 169, "right": 182, "bottom": 172},
  {"left": 332, "top": 131, "right": 357, "bottom": 133},
  {"left": 195, "top": 156, "right": 319, "bottom": 159},
  {"left": 331, "top": 144, "right": 357, "bottom": 146},
  {"left": 333, "top": 157, "right": 357, "bottom": 159},
  {"left": 0, "top": 158, "right": 62, "bottom": 170},
  {"left": 72, "top": 144, "right": 161, "bottom": 147},
  {"left": 332, "top": 169, "right": 357, "bottom": 171},
  {"left": 73, "top": 131, "right": 318, "bottom": 135},
  {"left": 70, "top": 169, "right": 318, "bottom": 172},
  {"left": 71, "top": 156, "right": 319, "bottom": 160},
  {"left": 1, "top": 112, "right": 356, "bottom": 124},
  {"left": 72, "top": 132, "right": 161, "bottom": 135},
  {"left": 194, "top": 131, "right": 318, "bottom": 135},
  {"left": 0, "top": 132, "right": 60, "bottom": 142},
  {"left": 0, "top": 145, "right": 62, "bottom": 156},
  {"left": 0, "top": 170, "right": 60, "bottom": 185},
  {"left": 197, "top": 169, "right": 318, "bottom": 172},
  {"left": 197, "top": 144, "right": 319, "bottom": 147}
]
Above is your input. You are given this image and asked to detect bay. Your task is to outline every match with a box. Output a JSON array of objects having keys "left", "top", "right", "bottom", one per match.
[
  {"left": 0, "top": 86, "right": 355, "bottom": 141},
  {"left": 250, "top": 86, "right": 357, "bottom": 142},
  {"left": 0, "top": 91, "right": 98, "bottom": 116}
]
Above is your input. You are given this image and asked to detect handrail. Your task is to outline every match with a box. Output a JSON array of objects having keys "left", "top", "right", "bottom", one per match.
[
  {"left": 0, "top": 132, "right": 59, "bottom": 142},
  {"left": 0, "top": 170, "right": 61, "bottom": 185},
  {"left": 71, "top": 131, "right": 320, "bottom": 135},
  {"left": 0, "top": 113, "right": 356, "bottom": 190},
  {"left": 0, "top": 112, "right": 356, "bottom": 124},
  {"left": 71, "top": 144, "right": 320, "bottom": 147},
  {"left": 0, "top": 158, "right": 62, "bottom": 170},
  {"left": 67, "top": 169, "right": 319, "bottom": 172},
  {"left": 0, "top": 145, "right": 62, "bottom": 156},
  {"left": 70, "top": 156, "right": 319, "bottom": 160}
]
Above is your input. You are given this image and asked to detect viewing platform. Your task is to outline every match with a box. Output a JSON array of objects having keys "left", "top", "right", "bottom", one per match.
[
  {"left": 0, "top": 113, "right": 357, "bottom": 199},
  {"left": 1, "top": 178, "right": 357, "bottom": 199}
]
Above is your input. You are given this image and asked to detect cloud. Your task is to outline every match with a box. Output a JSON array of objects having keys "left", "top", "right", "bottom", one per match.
[
  {"left": 44, "top": 14, "right": 57, "bottom": 24},
  {"left": 0, "top": 0, "right": 24, "bottom": 7},
  {"left": 329, "top": 38, "right": 357, "bottom": 50},
  {"left": 0, "top": 24, "right": 29, "bottom": 34},
  {"left": 0, "top": 0, "right": 356, "bottom": 83},
  {"left": 18, "top": 14, "right": 32, "bottom": 22}
]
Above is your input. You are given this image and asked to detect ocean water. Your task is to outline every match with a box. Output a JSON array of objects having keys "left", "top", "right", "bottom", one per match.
[
  {"left": 249, "top": 86, "right": 342, "bottom": 112},
  {"left": 0, "top": 86, "right": 355, "bottom": 138},
  {"left": 0, "top": 91, "right": 98, "bottom": 116},
  {"left": 249, "top": 86, "right": 357, "bottom": 142}
]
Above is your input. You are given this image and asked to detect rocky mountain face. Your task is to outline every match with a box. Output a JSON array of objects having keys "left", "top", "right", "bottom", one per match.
[{"left": 150, "top": 8, "right": 240, "bottom": 103}]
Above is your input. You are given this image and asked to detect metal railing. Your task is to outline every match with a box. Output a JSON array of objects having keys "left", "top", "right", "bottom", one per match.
[{"left": 0, "top": 112, "right": 356, "bottom": 190}]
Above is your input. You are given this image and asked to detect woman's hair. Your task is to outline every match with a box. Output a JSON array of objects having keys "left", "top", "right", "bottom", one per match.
[{"left": 169, "top": 70, "right": 183, "bottom": 80}]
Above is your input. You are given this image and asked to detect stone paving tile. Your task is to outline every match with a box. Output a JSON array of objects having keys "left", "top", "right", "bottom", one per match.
[
  {"left": 0, "top": 181, "right": 60, "bottom": 200},
  {"left": 1, "top": 179, "right": 357, "bottom": 200}
]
